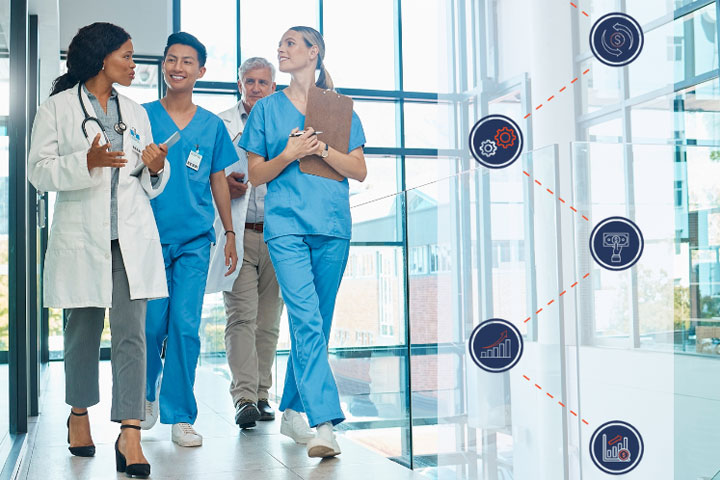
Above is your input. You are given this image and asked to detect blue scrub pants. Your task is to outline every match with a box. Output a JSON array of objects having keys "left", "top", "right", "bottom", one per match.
[
  {"left": 266, "top": 234, "right": 349, "bottom": 427},
  {"left": 146, "top": 239, "right": 211, "bottom": 425}
]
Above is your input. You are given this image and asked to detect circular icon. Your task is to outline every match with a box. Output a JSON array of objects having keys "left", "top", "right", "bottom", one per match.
[
  {"left": 468, "top": 318, "right": 523, "bottom": 373},
  {"left": 469, "top": 115, "right": 524, "bottom": 169},
  {"left": 590, "top": 12, "right": 644, "bottom": 67},
  {"left": 589, "top": 216, "right": 644, "bottom": 271},
  {"left": 589, "top": 420, "right": 644, "bottom": 475}
]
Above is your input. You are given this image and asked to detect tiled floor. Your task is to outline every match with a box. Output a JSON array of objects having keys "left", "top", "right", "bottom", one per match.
[{"left": 17, "top": 362, "right": 422, "bottom": 480}]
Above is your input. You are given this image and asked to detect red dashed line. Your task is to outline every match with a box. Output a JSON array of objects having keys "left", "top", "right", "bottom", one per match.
[
  {"left": 523, "top": 70, "right": 589, "bottom": 118},
  {"left": 523, "top": 173, "right": 588, "bottom": 220},
  {"left": 524, "top": 275, "right": 591, "bottom": 324},
  {"left": 570, "top": 2, "right": 590, "bottom": 18},
  {"left": 522, "top": 375, "right": 590, "bottom": 425}
]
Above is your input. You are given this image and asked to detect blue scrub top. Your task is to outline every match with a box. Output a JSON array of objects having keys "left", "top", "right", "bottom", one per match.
[
  {"left": 239, "top": 91, "right": 366, "bottom": 241},
  {"left": 143, "top": 100, "right": 237, "bottom": 245}
]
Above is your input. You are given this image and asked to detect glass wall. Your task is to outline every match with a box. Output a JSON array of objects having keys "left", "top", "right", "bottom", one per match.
[{"left": 0, "top": 0, "right": 10, "bottom": 445}]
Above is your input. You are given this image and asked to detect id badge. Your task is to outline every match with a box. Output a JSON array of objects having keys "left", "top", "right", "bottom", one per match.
[
  {"left": 129, "top": 127, "right": 142, "bottom": 156},
  {"left": 186, "top": 149, "right": 203, "bottom": 171}
]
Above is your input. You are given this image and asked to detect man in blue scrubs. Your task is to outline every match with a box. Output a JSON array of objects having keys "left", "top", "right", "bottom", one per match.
[{"left": 140, "top": 32, "right": 238, "bottom": 447}]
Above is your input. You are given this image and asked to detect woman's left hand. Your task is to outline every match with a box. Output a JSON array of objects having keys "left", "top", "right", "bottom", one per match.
[{"left": 141, "top": 143, "right": 168, "bottom": 174}]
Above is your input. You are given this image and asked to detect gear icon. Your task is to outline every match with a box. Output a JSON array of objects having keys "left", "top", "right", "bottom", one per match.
[
  {"left": 494, "top": 127, "right": 517, "bottom": 149},
  {"left": 479, "top": 139, "right": 497, "bottom": 158}
]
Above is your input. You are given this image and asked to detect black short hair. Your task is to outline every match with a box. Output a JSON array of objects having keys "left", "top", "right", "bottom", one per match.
[{"left": 163, "top": 32, "right": 207, "bottom": 67}]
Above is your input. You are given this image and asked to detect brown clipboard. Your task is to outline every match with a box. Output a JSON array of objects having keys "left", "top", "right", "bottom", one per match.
[{"left": 299, "top": 86, "right": 353, "bottom": 181}]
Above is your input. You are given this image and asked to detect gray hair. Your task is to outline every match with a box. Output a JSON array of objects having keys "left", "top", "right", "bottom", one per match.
[{"left": 238, "top": 57, "right": 276, "bottom": 82}]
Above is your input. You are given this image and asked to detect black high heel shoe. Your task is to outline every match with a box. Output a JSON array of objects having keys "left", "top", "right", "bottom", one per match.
[
  {"left": 66, "top": 410, "right": 95, "bottom": 457},
  {"left": 115, "top": 424, "right": 150, "bottom": 479}
]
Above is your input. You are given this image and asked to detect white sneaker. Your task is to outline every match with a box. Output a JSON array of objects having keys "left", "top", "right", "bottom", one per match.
[
  {"left": 140, "top": 399, "right": 158, "bottom": 430},
  {"left": 307, "top": 422, "right": 341, "bottom": 458},
  {"left": 171, "top": 423, "right": 203, "bottom": 447},
  {"left": 280, "top": 409, "right": 315, "bottom": 445}
]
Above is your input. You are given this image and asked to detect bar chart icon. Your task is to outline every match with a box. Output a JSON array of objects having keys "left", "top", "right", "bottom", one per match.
[
  {"left": 602, "top": 434, "right": 631, "bottom": 463},
  {"left": 590, "top": 420, "right": 643, "bottom": 474},
  {"left": 479, "top": 330, "right": 512, "bottom": 359},
  {"left": 468, "top": 319, "right": 523, "bottom": 373}
]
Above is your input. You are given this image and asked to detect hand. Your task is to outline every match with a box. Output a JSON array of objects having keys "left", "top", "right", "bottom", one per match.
[
  {"left": 282, "top": 127, "right": 319, "bottom": 163},
  {"left": 224, "top": 234, "right": 238, "bottom": 276},
  {"left": 226, "top": 172, "right": 248, "bottom": 199},
  {"left": 86, "top": 133, "right": 127, "bottom": 171},
  {"left": 141, "top": 143, "right": 168, "bottom": 174}
]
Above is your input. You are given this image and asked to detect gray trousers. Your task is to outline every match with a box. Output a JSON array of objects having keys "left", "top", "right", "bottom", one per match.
[
  {"left": 223, "top": 228, "right": 283, "bottom": 404},
  {"left": 64, "top": 240, "right": 147, "bottom": 422}
]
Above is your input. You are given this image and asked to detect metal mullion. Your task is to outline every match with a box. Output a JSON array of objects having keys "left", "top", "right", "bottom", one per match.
[
  {"left": 9, "top": 0, "right": 28, "bottom": 435},
  {"left": 393, "top": 0, "right": 413, "bottom": 469},
  {"left": 318, "top": 0, "right": 323, "bottom": 36},
  {"left": 173, "top": 0, "right": 181, "bottom": 32}
]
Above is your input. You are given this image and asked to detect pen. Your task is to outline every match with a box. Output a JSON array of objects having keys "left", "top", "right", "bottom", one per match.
[{"left": 289, "top": 130, "right": 323, "bottom": 137}]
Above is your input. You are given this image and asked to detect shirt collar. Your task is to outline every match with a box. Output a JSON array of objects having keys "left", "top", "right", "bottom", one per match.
[{"left": 82, "top": 83, "right": 118, "bottom": 100}]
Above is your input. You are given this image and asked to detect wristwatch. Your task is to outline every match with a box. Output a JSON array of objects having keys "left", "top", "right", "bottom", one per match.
[{"left": 320, "top": 142, "right": 329, "bottom": 159}]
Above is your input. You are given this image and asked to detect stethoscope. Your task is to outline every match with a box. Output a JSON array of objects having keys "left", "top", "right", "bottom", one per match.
[{"left": 78, "top": 83, "right": 127, "bottom": 141}]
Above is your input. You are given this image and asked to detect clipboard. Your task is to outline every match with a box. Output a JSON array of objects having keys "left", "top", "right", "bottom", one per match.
[{"left": 300, "top": 86, "right": 353, "bottom": 181}]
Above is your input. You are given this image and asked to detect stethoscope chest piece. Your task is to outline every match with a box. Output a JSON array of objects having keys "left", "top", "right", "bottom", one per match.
[{"left": 114, "top": 121, "right": 127, "bottom": 135}]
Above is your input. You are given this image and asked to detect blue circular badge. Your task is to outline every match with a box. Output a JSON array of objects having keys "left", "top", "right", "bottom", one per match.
[
  {"left": 469, "top": 115, "right": 524, "bottom": 169},
  {"left": 589, "top": 217, "right": 644, "bottom": 271},
  {"left": 590, "top": 13, "right": 644, "bottom": 67},
  {"left": 468, "top": 319, "right": 523, "bottom": 373},
  {"left": 589, "top": 420, "right": 644, "bottom": 475}
]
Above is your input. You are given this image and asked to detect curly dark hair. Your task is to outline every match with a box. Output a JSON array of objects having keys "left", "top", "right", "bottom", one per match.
[{"left": 50, "top": 22, "right": 131, "bottom": 96}]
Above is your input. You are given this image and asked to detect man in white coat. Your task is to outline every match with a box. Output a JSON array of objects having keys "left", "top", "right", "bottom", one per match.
[{"left": 206, "top": 57, "right": 284, "bottom": 428}]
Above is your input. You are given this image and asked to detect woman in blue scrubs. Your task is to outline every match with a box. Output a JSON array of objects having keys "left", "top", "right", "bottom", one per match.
[{"left": 239, "top": 26, "right": 366, "bottom": 458}]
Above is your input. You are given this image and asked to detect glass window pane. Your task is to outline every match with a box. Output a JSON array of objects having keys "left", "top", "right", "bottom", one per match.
[
  {"left": 181, "top": 0, "right": 237, "bottom": 82},
  {"left": 323, "top": 0, "right": 395, "bottom": 90},
  {"left": 353, "top": 100, "right": 397, "bottom": 148},
  {"left": 402, "top": 0, "right": 453, "bottom": 92},
  {"left": 193, "top": 92, "right": 238, "bottom": 115},
  {"left": 0, "top": 57, "right": 7, "bottom": 116},
  {"left": 115, "top": 63, "right": 160, "bottom": 104},
  {"left": 403, "top": 102, "right": 455, "bottom": 149},
  {"left": 240, "top": 0, "right": 317, "bottom": 86},
  {"left": 580, "top": 57, "right": 621, "bottom": 114},
  {"left": 352, "top": 155, "right": 401, "bottom": 243},
  {"left": 628, "top": 21, "right": 673, "bottom": 97}
]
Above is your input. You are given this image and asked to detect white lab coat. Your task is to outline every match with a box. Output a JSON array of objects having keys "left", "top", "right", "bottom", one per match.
[
  {"left": 205, "top": 101, "right": 251, "bottom": 293},
  {"left": 28, "top": 86, "right": 171, "bottom": 308}
]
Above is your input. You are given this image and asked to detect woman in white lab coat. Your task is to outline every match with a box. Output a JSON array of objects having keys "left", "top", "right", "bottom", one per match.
[{"left": 28, "top": 22, "right": 170, "bottom": 478}]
